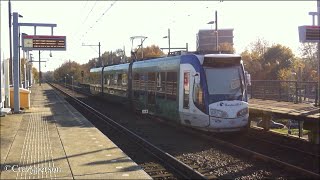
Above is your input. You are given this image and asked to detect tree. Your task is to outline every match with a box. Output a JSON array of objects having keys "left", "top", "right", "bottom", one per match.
[
  {"left": 101, "top": 50, "right": 129, "bottom": 66},
  {"left": 219, "top": 42, "right": 235, "bottom": 53},
  {"left": 241, "top": 38, "right": 270, "bottom": 80},
  {"left": 53, "top": 60, "right": 83, "bottom": 84},
  {"left": 20, "top": 58, "right": 27, "bottom": 85},
  {"left": 133, "top": 45, "right": 165, "bottom": 61},
  {"left": 248, "top": 37, "right": 269, "bottom": 59},
  {"left": 32, "top": 67, "right": 39, "bottom": 83},
  {"left": 298, "top": 43, "right": 319, "bottom": 82},
  {"left": 262, "top": 44, "right": 295, "bottom": 80},
  {"left": 241, "top": 50, "right": 263, "bottom": 79}
]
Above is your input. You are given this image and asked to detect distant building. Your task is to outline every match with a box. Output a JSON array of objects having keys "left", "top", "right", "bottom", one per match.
[{"left": 196, "top": 29, "right": 234, "bottom": 52}]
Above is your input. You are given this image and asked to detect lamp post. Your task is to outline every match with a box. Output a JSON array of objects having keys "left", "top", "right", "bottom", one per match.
[
  {"left": 207, "top": 10, "right": 218, "bottom": 51},
  {"left": 64, "top": 76, "right": 66, "bottom": 87},
  {"left": 163, "top": 28, "right": 171, "bottom": 54}
]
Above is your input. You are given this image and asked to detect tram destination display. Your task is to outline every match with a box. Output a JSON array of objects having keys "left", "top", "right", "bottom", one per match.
[{"left": 22, "top": 35, "right": 66, "bottom": 51}]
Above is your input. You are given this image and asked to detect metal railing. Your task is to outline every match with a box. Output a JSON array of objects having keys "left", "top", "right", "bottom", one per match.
[{"left": 249, "top": 80, "right": 319, "bottom": 106}]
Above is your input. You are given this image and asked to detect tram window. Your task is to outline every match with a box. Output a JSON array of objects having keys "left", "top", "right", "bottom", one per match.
[
  {"left": 133, "top": 73, "right": 139, "bottom": 90},
  {"left": 107, "top": 75, "right": 111, "bottom": 86},
  {"left": 156, "top": 72, "right": 166, "bottom": 93},
  {"left": 156, "top": 72, "right": 166, "bottom": 99},
  {"left": 166, "top": 72, "right": 177, "bottom": 100},
  {"left": 122, "top": 73, "right": 128, "bottom": 86},
  {"left": 183, "top": 72, "right": 190, "bottom": 109},
  {"left": 193, "top": 81, "right": 205, "bottom": 112},
  {"left": 148, "top": 72, "right": 156, "bottom": 92},
  {"left": 140, "top": 73, "right": 146, "bottom": 90},
  {"left": 133, "top": 73, "right": 139, "bottom": 98},
  {"left": 113, "top": 74, "right": 118, "bottom": 86},
  {"left": 117, "top": 74, "right": 122, "bottom": 86},
  {"left": 156, "top": 72, "right": 161, "bottom": 87},
  {"left": 109, "top": 74, "right": 114, "bottom": 86}
]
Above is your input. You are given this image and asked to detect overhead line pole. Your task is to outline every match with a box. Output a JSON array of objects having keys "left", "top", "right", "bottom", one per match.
[{"left": 82, "top": 42, "right": 101, "bottom": 66}]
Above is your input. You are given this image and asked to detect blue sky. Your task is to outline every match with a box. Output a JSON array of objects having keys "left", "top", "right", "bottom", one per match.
[{"left": 0, "top": 1, "right": 318, "bottom": 72}]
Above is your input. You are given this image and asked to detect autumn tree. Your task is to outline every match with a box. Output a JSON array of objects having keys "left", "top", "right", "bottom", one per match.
[
  {"left": 132, "top": 45, "right": 165, "bottom": 61},
  {"left": 219, "top": 42, "right": 235, "bottom": 53},
  {"left": 262, "top": 44, "right": 295, "bottom": 80},
  {"left": 20, "top": 58, "right": 27, "bottom": 85},
  {"left": 241, "top": 38, "right": 270, "bottom": 79},
  {"left": 249, "top": 38, "right": 269, "bottom": 59},
  {"left": 299, "top": 43, "right": 319, "bottom": 82},
  {"left": 53, "top": 60, "right": 83, "bottom": 84},
  {"left": 32, "top": 67, "right": 39, "bottom": 83},
  {"left": 241, "top": 38, "right": 299, "bottom": 80},
  {"left": 241, "top": 50, "right": 263, "bottom": 79}
]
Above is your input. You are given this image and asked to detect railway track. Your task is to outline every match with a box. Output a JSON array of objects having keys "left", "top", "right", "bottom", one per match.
[
  {"left": 50, "top": 83, "right": 206, "bottom": 180},
  {"left": 54, "top": 83, "right": 320, "bottom": 179}
]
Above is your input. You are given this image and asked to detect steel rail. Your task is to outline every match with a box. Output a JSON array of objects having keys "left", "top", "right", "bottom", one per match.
[{"left": 49, "top": 83, "right": 207, "bottom": 180}]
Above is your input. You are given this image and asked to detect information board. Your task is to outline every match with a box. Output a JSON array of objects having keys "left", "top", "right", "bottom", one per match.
[
  {"left": 22, "top": 35, "right": 66, "bottom": 51},
  {"left": 298, "top": 26, "right": 320, "bottom": 43}
]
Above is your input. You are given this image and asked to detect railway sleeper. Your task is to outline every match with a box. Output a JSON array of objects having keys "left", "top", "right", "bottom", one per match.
[
  {"left": 151, "top": 173, "right": 174, "bottom": 178},
  {"left": 144, "top": 168, "right": 167, "bottom": 173}
]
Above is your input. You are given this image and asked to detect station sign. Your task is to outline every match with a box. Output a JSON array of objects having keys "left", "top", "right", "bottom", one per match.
[
  {"left": 22, "top": 35, "right": 66, "bottom": 51},
  {"left": 298, "top": 26, "right": 320, "bottom": 43}
]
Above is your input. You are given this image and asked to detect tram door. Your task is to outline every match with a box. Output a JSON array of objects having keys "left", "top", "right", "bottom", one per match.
[
  {"left": 146, "top": 72, "right": 156, "bottom": 114},
  {"left": 180, "top": 70, "right": 192, "bottom": 125},
  {"left": 179, "top": 65, "right": 209, "bottom": 127}
]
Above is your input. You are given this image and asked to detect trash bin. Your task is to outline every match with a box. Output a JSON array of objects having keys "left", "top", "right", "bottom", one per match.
[{"left": 10, "top": 88, "right": 31, "bottom": 109}]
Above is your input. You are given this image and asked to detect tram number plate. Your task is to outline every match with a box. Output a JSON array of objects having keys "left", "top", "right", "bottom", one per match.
[
  {"left": 230, "top": 120, "right": 235, "bottom": 124},
  {"left": 142, "top": 109, "right": 148, "bottom": 114}
]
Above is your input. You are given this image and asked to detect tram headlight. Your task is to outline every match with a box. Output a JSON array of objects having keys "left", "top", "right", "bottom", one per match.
[
  {"left": 210, "top": 109, "right": 228, "bottom": 118},
  {"left": 237, "top": 107, "right": 248, "bottom": 117}
]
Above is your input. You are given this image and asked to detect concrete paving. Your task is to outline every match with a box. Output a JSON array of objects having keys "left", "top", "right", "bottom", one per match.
[{"left": 1, "top": 83, "right": 151, "bottom": 179}]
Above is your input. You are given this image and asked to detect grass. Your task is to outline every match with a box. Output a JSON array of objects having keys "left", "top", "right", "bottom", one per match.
[{"left": 271, "top": 128, "right": 309, "bottom": 136}]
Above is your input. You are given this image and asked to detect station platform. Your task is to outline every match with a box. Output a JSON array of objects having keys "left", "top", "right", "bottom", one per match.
[{"left": 1, "top": 83, "right": 152, "bottom": 179}]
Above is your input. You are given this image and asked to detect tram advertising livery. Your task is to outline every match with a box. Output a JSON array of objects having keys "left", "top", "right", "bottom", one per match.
[{"left": 88, "top": 52, "right": 251, "bottom": 132}]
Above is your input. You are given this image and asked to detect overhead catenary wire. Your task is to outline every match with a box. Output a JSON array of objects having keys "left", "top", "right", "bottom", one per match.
[
  {"left": 81, "top": 1, "right": 98, "bottom": 27},
  {"left": 81, "top": 1, "right": 117, "bottom": 41}
]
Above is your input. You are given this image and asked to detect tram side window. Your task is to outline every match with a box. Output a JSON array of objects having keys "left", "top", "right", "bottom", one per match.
[
  {"left": 156, "top": 72, "right": 161, "bottom": 88},
  {"left": 193, "top": 81, "right": 205, "bottom": 112},
  {"left": 109, "top": 74, "right": 114, "bottom": 87},
  {"left": 122, "top": 73, "right": 128, "bottom": 87},
  {"left": 183, "top": 72, "right": 190, "bottom": 109},
  {"left": 156, "top": 72, "right": 166, "bottom": 99},
  {"left": 147, "top": 72, "right": 156, "bottom": 104},
  {"left": 90, "top": 73, "right": 100, "bottom": 85},
  {"left": 106, "top": 74, "right": 111, "bottom": 86},
  {"left": 133, "top": 73, "right": 139, "bottom": 91},
  {"left": 148, "top": 72, "right": 156, "bottom": 92},
  {"left": 104, "top": 74, "right": 108, "bottom": 86},
  {"left": 133, "top": 73, "right": 139, "bottom": 98},
  {"left": 166, "top": 72, "right": 177, "bottom": 100},
  {"left": 117, "top": 74, "right": 122, "bottom": 88},
  {"left": 140, "top": 73, "right": 146, "bottom": 92},
  {"left": 113, "top": 74, "right": 117, "bottom": 87}
]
